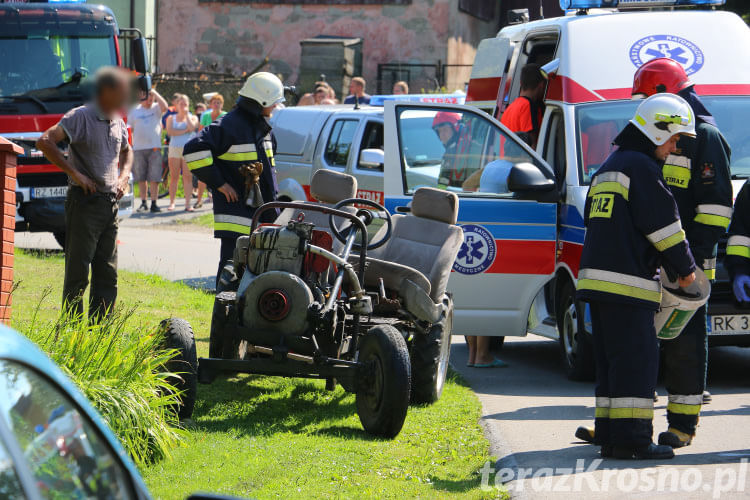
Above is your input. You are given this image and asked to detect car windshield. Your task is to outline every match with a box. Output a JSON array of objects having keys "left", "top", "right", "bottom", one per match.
[
  {"left": 576, "top": 97, "right": 750, "bottom": 184},
  {"left": 0, "top": 35, "right": 116, "bottom": 98}
]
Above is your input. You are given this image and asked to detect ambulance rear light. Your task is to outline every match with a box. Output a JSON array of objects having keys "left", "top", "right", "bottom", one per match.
[{"left": 560, "top": 0, "right": 724, "bottom": 10}]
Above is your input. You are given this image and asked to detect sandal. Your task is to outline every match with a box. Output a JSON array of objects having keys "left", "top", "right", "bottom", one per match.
[
  {"left": 185, "top": 206, "right": 195, "bottom": 212},
  {"left": 194, "top": 200, "right": 203, "bottom": 209},
  {"left": 474, "top": 358, "right": 508, "bottom": 368}
]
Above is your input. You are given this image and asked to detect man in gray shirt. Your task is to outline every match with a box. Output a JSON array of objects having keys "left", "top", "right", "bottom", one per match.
[{"left": 37, "top": 67, "right": 134, "bottom": 321}]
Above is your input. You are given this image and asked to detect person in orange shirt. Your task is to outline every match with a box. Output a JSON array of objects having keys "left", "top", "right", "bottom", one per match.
[{"left": 501, "top": 63, "right": 547, "bottom": 148}]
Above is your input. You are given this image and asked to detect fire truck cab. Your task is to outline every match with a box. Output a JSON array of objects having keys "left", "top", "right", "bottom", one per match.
[
  {"left": 0, "top": 1, "right": 142, "bottom": 246},
  {"left": 382, "top": 0, "right": 750, "bottom": 379}
]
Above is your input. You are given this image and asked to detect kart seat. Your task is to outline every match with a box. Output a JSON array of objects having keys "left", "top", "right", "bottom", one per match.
[
  {"left": 353, "top": 188, "right": 463, "bottom": 322},
  {"left": 274, "top": 169, "right": 358, "bottom": 234}
]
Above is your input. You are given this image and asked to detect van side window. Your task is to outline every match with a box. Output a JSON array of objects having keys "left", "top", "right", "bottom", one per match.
[
  {"left": 357, "top": 121, "right": 384, "bottom": 171},
  {"left": 324, "top": 119, "right": 358, "bottom": 168},
  {"left": 396, "top": 106, "right": 547, "bottom": 198}
]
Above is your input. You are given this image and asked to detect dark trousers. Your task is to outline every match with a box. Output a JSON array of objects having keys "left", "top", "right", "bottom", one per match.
[
  {"left": 662, "top": 304, "right": 707, "bottom": 435},
  {"left": 62, "top": 187, "right": 118, "bottom": 322},
  {"left": 217, "top": 235, "right": 238, "bottom": 288},
  {"left": 591, "top": 301, "right": 658, "bottom": 449}
]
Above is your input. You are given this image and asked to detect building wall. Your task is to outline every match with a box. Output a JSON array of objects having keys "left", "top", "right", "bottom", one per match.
[{"left": 156, "top": 0, "right": 499, "bottom": 93}]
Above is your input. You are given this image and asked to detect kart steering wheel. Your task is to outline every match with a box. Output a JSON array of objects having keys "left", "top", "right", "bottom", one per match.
[{"left": 329, "top": 198, "right": 392, "bottom": 251}]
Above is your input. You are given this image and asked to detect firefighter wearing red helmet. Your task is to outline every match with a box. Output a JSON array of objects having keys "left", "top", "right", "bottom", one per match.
[
  {"left": 576, "top": 58, "right": 732, "bottom": 451},
  {"left": 433, "top": 111, "right": 479, "bottom": 189}
]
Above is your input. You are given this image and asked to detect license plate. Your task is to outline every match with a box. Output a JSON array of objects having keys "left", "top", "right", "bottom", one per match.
[
  {"left": 708, "top": 314, "right": 750, "bottom": 335},
  {"left": 31, "top": 186, "right": 67, "bottom": 198}
]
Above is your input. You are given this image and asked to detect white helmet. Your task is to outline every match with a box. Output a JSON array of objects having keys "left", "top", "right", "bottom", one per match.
[
  {"left": 630, "top": 93, "right": 696, "bottom": 146},
  {"left": 238, "top": 72, "right": 285, "bottom": 107}
]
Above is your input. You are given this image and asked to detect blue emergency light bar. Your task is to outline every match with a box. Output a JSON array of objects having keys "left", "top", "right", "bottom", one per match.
[{"left": 560, "top": 0, "right": 724, "bottom": 9}]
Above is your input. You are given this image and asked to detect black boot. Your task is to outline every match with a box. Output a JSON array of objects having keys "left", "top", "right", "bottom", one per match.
[
  {"left": 600, "top": 445, "right": 613, "bottom": 458},
  {"left": 575, "top": 426, "right": 595, "bottom": 444},
  {"left": 612, "top": 443, "right": 674, "bottom": 460}
]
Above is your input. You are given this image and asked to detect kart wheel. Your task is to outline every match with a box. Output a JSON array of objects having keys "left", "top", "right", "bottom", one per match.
[
  {"left": 410, "top": 298, "right": 453, "bottom": 405},
  {"left": 160, "top": 317, "right": 198, "bottom": 420},
  {"left": 557, "top": 280, "right": 595, "bottom": 381},
  {"left": 356, "top": 325, "right": 411, "bottom": 438},
  {"left": 53, "top": 231, "right": 66, "bottom": 250}
]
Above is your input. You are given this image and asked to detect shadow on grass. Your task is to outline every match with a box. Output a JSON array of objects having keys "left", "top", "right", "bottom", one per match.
[
  {"left": 192, "top": 373, "right": 379, "bottom": 440},
  {"left": 19, "top": 248, "right": 64, "bottom": 258}
]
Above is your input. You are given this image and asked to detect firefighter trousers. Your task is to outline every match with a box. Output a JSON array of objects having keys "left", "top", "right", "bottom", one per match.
[
  {"left": 217, "top": 235, "right": 239, "bottom": 288},
  {"left": 662, "top": 304, "right": 707, "bottom": 436},
  {"left": 591, "top": 301, "right": 658, "bottom": 449}
]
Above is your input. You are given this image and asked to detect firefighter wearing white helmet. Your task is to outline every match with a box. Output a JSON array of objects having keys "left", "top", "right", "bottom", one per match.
[
  {"left": 576, "top": 93, "right": 697, "bottom": 460},
  {"left": 184, "top": 73, "right": 285, "bottom": 344}
]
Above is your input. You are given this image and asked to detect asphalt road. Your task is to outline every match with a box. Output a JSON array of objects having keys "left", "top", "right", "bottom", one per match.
[
  {"left": 16, "top": 216, "right": 750, "bottom": 499},
  {"left": 451, "top": 335, "right": 750, "bottom": 499}
]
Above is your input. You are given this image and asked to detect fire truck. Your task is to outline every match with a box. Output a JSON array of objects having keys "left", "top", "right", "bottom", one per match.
[{"left": 0, "top": 1, "right": 146, "bottom": 247}]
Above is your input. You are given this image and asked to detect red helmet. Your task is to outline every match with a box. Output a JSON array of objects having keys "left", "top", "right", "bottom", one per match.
[
  {"left": 432, "top": 111, "right": 460, "bottom": 131},
  {"left": 632, "top": 58, "right": 693, "bottom": 97}
]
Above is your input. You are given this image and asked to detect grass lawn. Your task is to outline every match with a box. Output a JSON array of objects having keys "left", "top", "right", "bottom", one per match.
[{"left": 12, "top": 250, "right": 504, "bottom": 500}]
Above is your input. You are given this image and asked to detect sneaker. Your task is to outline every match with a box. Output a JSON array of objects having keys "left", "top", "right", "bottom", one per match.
[
  {"left": 575, "top": 426, "right": 595, "bottom": 444},
  {"left": 658, "top": 428, "right": 693, "bottom": 448},
  {"left": 703, "top": 390, "right": 712, "bottom": 404},
  {"left": 613, "top": 443, "right": 674, "bottom": 460},
  {"left": 150, "top": 202, "right": 161, "bottom": 213},
  {"left": 137, "top": 200, "right": 148, "bottom": 213}
]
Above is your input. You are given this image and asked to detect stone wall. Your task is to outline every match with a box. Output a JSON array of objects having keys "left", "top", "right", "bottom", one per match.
[{"left": 156, "top": 0, "right": 499, "bottom": 96}]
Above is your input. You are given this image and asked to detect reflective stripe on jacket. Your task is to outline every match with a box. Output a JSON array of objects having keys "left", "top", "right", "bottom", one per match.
[
  {"left": 577, "top": 147, "right": 696, "bottom": 310},
  {"left": 726, "top": 180, "right": 750, "bottom": 279},
  {"left": 662, "top": 121, "right": 732, "bottom": 280},
  {"left": 183, "top": 104, "right": 278, "bottom": 239}
]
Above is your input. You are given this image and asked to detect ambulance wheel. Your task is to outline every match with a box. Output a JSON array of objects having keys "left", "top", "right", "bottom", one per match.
[
  {"left": 557, "top": 281, "right": 595, "bottom": 381},
  {"left": 160, "top": 318, "right": 198, "bottom": 420},
  {"left": 356, "top": 325, "right": 411, "bottom": 438},
  {"left": 410, "top": 298, "right": 453, "bottom": 405}
]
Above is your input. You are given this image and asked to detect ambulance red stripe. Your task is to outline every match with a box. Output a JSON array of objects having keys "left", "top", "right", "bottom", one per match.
[
  {"left": 485, "top": 240, "right": 556, "bottom": 275},
  {"left": 466, "top": 77, "right": 502, "bottom": 103}
]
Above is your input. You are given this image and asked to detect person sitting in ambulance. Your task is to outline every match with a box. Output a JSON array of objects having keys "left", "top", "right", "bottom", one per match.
[
  {"left": 434, "top": 111, "right": 466, "bottom": 189},
  {"left": 501, "top": 63, "right": 547, "bottom": 149}
]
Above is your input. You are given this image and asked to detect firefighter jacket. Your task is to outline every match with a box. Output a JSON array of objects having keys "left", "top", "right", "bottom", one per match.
[
  {"left": 183, "top": 98, "right": 278, "bottom": 239},
  {"left": 661, "top": 89, "right": 732, "bottom": 280},
  {"left": 725, "top": 180, "right": 750, "bottom": 279},
  {"left": 577, "top": 125, "right": 696, "bottom": 311}
]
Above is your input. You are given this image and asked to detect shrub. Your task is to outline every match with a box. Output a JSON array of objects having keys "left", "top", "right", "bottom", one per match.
[{"left": 20, "top": 293, "right": 186, "bottom": 467}]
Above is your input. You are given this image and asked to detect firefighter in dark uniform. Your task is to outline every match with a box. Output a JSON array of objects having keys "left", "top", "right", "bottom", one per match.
[
  {"left": 576, "top": 58, "right": 732, "bottom": 450},
  {"left": 727, "top": 181, "right": 750, "bottom": 304},
  {"left": 577, "top": 93, "right": 697, "bottom": 460},
  {"left": 183, "top": 72, "right": 285, "bottom": 286}
]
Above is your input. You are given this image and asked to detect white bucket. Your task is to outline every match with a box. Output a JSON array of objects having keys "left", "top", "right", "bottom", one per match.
[{"left": 654, "top": 268, "right": 711, "bottom": 340}]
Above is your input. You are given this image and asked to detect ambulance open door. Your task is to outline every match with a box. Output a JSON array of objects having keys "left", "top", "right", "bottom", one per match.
[
  {"left": 465, "top": 37, "right": 512, "bottom": 117},
  {"left": 383, "top": 101, "right": 560, "bottom": 337}
]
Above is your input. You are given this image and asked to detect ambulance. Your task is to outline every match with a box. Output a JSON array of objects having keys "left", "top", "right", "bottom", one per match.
[{"left": 381, "top": 0, "right": 750, "bottom": 379}]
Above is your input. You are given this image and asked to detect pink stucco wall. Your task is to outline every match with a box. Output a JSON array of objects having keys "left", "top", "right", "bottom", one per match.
[{"left": 156, "top": 0, "right": 498, "bottom": 92}]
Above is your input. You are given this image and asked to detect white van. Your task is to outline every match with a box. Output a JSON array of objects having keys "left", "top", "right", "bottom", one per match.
[{"left": 381, "top": 1, "right": 750, "bottom": 379}]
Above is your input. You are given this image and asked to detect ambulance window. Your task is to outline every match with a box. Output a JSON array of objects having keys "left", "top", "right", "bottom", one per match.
[
  {"left": 506, "top": 32, "right": 559, "bottom": 106},
  {"left": 396, "top": 106, "right": 546, "bottom": 198},
  {"left": 357, "top": 121, "right": 384, "bottom": 171},
  {"left": 576, "top": 101, "right": 635, "bottom": 184},
  {"left": 324, "top": 119, "right": 358, "bottom": 168},
  {"left": 543, "top": 109, "right": 566, "bottom": 181}
]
